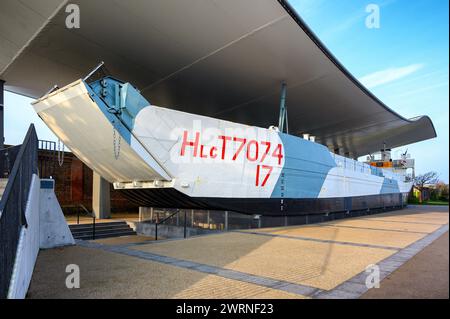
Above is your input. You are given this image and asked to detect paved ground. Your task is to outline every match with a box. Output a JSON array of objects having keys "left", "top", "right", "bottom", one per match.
[
  {"left": 93, "top": 235, "right": 155, "bottom": 246},
  {"left": 28, "top": 205, "right": 448, "bottom": 299},
  {"left": 362, "top": 231, "right": 448, "bottom": 299}
]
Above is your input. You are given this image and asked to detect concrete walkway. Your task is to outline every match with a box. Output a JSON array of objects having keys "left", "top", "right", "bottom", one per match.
[
  {"left": 28, "top": 205, "right": 448, "bottom": 299},
  {"left": 361, "top": 231, "right": 448, "bottom": 299}
]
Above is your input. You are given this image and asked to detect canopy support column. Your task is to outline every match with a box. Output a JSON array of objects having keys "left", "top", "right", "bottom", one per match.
[
  {"left": 0, "top": 80, "right": 4, "bottom": 149},
  {"left": 92, "top": 172, "right": 111, "bottom": 219},
  {"left": 278, "top": 82, "right": 288, "bottom": 134}
]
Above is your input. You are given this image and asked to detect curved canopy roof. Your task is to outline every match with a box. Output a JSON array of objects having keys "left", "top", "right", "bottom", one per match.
[{"left": 0, "top": 0, "right": 436, "bottom": 157}]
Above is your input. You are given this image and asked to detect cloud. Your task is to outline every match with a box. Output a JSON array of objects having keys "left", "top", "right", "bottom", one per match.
[
  {"left": 320, "top": 11, "right": 366, "bottom": 41},
  {"left": 393, "top": 80, "right": 449, "bottom": 99},
  {"left": 358, "top": 64, "right": 424, "bottom": 89},
  {"left": 290, "top": 0, "right": 325, "bottom": 17},
  {"left": 318, "top": 0, "right": 397, "bottom": 42}
]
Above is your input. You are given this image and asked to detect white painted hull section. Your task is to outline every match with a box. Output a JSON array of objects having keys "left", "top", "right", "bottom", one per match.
[
  {"left": 132, "top": 105, "right": 284, "bottom": 198},
  {"left": 33, "top": 81, "right": 170, "bottom": 183}
]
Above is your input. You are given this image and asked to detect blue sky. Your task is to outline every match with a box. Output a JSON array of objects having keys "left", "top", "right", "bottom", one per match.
[
  {"left": 4, "top": 0, "right": 449, "bottom": 181},
  {"left": 288, "top": 0, "right": 449, "bottom": 181}
]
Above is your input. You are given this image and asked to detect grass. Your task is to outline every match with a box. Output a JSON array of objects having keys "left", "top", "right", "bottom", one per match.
[{"left": 408, "top": 198, "right": 449, "bottom": 206}]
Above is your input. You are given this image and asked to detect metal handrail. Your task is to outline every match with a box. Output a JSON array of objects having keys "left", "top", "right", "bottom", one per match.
[
  {"left": 76, "top": 204, "right": 96, "bottom": 240},
  {"left": 0, "top": 124, "right": 38, "bottom": 298},
  {"left": 83, "top": 61, "right": 105, "bottom": 82},
  {"left": 155, "top": 209, "right": 186, "bottom": 241},
  {"left": 0, "top": 145, "right": 20, "bottom": 178},
  {"left": 0, "top": 125, "right": 37, "bottom": 222}
]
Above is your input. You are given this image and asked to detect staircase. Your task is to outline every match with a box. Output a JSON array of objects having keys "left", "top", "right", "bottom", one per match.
[
  {"left": 69, "top": 221, "right": 136, "bottom": 240},
  {"left": 0, "top": 178, "right": 7, "bottom": 201}
]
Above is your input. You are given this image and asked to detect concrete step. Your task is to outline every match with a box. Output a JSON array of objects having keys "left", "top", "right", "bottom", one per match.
[
  {"left": 69, "top": 221, "right": 128, "bottom": 231},
  {"left": 74, "top": 230, "right": 137, "bottom": 240},
  {"left": 71, "top": 226, "right": 133, "bottom": 237},
  {"left": 69, "top": 221, "right": 136, "bottom": 240}
]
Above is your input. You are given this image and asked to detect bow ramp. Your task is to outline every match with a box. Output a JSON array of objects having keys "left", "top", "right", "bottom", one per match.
[{"left": 32, "top": 78, "right": 172, "bottom": 186}]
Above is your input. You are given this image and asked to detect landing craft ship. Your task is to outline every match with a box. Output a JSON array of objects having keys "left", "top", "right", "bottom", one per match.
[{"left": 33, "top": 71, "right": 418, "bottom": 216}]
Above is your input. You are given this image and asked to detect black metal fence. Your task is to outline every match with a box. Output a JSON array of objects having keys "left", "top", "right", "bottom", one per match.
[
  {"left": 139, "top": 206, "right": 402, "bottom": 234},
  {"left": 1, "top": 139, "right": 54, "bottom": 179},
  {"left": 140, "top": 208, "right": 268, "bottom": 231},
  {"left": 38, "top": 140, "right": 57, "bottom": 179},
  {"left": 0, "top": 145, "right": 20, "bottom": 179},
  {"left": 76, "top": 204, "right": 96, "bottom": 240},
  {"left": 0, "top": 125, "right": 38, "bottom": 298}
]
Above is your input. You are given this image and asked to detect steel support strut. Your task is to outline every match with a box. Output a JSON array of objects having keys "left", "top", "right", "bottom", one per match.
[
  {"left": 278, "top": 82, "right": 288, "bottom": 133},
  {"left": 0, "top": 80, "right": 4, "bottom": 149}
]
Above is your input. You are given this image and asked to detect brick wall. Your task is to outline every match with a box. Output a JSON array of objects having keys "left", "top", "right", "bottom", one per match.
[{"left": 38, "top": 150, "right": 138, "bottom": 214}]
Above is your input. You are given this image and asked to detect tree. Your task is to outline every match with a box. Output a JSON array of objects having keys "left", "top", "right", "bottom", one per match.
[
  {"left": 434, "top": 181, "right": 449, "bottom": 201},
  {"left": 441, "top": 185, "right": 449, "bottom": 201},
  {"left": 414, "top": 171, "right": 439, "bottom": 203}
]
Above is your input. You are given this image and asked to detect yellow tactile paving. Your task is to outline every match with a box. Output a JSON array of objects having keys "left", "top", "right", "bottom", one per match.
[
  {"left": 133, "top": 232, "right": 394, "bottom": 291},
  {"left": 325, "top": 219, "right": 442, "bottom": 233},
  {"left": 172, "top": 275, "right": 306, "bottom": 299},
  {"left": 251, "top": 225, "right": 425, "bottom": 249}
]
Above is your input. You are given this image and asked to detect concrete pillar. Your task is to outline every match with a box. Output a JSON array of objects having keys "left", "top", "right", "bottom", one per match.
[
  {"left": 224, "top": 211, "right": 228, "bottom": 231},
  {"left": 139, "top": 207, "right": 151, "bottom": 222},
  {"left": 191, "top": 209, "right": 194, "bottom": 227},
  {"left": 0, "top": 80, "right": 4, "bottom": 149},
  {"left": 92, "top": 171, "right": 111, "bottom": 219}
]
